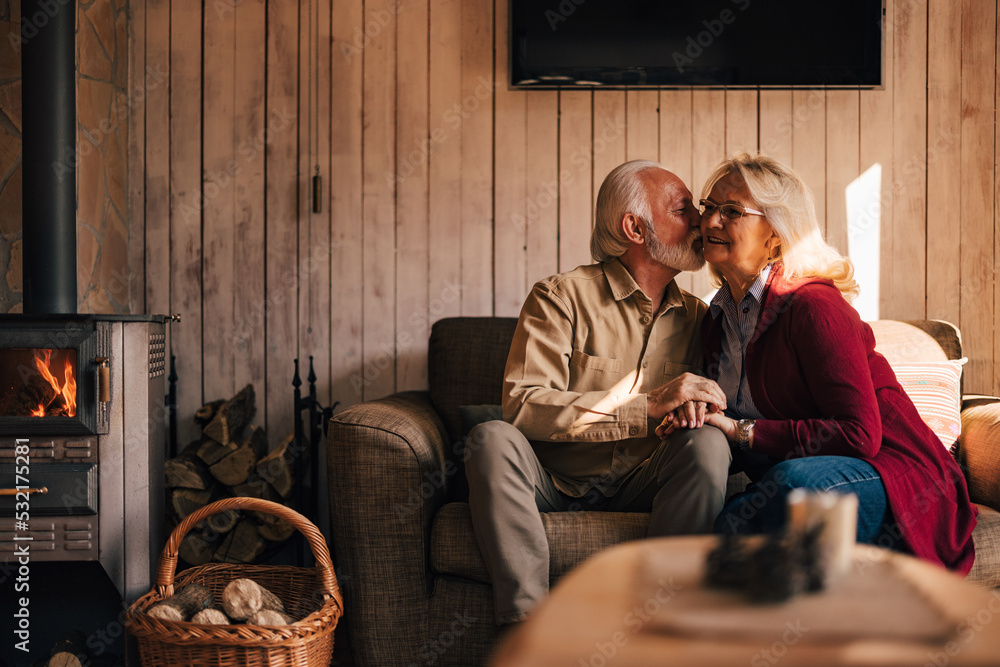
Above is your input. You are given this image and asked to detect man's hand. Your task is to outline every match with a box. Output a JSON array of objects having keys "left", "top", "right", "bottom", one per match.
[{"left": 647, "top": 373, "right": 727, "bottom": 422}]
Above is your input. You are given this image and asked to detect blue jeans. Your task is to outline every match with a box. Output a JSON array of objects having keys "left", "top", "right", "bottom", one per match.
[{"left": 715, "top": 456, "right": 898, "bottom": 547}]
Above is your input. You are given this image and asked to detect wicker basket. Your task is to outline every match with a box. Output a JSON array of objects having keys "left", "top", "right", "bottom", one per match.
[{"left": 126, "top": 497, "right": 343, "bottom": 666}]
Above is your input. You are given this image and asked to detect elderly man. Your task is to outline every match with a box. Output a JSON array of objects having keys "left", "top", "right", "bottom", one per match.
[{"left": 466, "top": 160, "right": 732, "bottom": 626}]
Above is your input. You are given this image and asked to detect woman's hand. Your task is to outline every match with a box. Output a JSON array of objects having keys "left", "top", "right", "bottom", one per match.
[{"left": 703, "top": 411, "right": 738, "bottom": 442}]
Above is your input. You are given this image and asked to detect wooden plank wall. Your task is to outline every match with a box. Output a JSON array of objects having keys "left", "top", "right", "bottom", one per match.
[{"left": 130, "top": 0, "right": 1000, "bottom": 446}]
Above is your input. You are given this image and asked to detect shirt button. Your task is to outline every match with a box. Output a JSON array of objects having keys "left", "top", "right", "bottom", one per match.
[
  {"left": 641, "top": 315, "right": 650, "bottom": 324},
  {"left": 742, "top": 306, "right": 750, "bottom": 314},
  {"left": 628, "top": 426, "right": 639, "bottom": 436},
  {"left": 642, "top": 361, "right": 648, "bottom": 368}
]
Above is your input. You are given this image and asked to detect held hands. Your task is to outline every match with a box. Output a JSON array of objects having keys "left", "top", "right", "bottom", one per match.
[
  {"left": 655, "top": 405, "right": 739, "bottom": 440},
  {"left": 647, "top": 373, "right": 727, "bottom": 429}
]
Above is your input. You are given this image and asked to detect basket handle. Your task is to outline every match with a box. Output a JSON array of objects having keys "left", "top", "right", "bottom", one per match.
[{"left": 156, "top": 497, "right": 339, "bottom": 602}]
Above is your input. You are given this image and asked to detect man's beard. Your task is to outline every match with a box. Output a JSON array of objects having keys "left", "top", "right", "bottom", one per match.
[{"left": 647, "top": 224, "right": 705, "bottom": 272}]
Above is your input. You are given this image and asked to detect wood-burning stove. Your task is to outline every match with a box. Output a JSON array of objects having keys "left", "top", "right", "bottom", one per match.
[{"left": 0, "top": 314, "right": 167, "bottom": 604}]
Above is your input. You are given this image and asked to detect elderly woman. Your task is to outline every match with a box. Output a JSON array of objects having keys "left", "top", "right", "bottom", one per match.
[{"left": 658, "top": 152, "right": 977, "bottom": 573}]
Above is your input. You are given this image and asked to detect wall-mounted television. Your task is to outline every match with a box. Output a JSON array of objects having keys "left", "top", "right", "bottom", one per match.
[{"left": 510, "top": 0, "right": 885, "bottom": 89}]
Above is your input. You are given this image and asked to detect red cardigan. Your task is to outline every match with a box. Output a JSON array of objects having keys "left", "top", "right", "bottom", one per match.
[{"left": 703, "top": 264, "right": 977, "bottom": 574}]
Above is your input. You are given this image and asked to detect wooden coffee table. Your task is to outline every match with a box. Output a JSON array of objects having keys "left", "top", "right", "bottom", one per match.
[{"left": 491, "top": 536, "right": 1000, "bottom": 667}]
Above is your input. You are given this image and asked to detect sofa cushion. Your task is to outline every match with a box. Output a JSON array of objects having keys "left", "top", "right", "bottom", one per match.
[
  {"left": 892, "top": 359, "right": 966, "bottom": 452},
  {"left": 429, "top": 318, "right": 519, "bottom": 445},
  {"left": 968, "top": 504, "right": 1000, "bottom": 588},
  {"left": 430, "top": 502, "right": 649, "bottom": 586},
  {"left": 868, "top": 320, "right": 960, "bottom": 363}
]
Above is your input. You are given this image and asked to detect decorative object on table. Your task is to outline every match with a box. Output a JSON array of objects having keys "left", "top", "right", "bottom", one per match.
[
  {"left": 705, "top": 491, "right": 857, "bottom": 602},
  {"left": 125, "top": 497, "right": 343, "bottom": 666}
]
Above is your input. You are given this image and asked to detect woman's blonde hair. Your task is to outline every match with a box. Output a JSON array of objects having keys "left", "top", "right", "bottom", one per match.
[{"left": 702, "top": 152, "right": 858, "bottom": 299}]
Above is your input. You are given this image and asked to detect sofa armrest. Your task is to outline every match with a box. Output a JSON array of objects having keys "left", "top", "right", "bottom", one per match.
[
  {"left": 326, "top": 390, "right": 452, "bottom": 663},
  {"left": 959, "top": 396, "right": 1000, "bottom": 511}
]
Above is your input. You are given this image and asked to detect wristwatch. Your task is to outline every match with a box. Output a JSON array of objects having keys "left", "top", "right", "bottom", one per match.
[{"left": 736, "top": 419, "right": 755, "bottom": 451}]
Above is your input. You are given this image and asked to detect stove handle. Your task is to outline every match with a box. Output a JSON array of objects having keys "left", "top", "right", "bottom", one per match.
[
  {"left": 0, "top": 487, "right": 48, "bottom": 497},
  {"left": 97, "top": 356, "right": 110, "bottom": 404}
]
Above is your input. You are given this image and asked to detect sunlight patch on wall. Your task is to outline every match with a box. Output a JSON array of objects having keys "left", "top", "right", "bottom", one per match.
[{"left": 847, "top": 164, "right": 882, "bottom": 321}]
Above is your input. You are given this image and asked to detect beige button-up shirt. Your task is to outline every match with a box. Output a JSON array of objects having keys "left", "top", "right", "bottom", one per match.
[{"left": 503, "top": 259, "right": 707, "bottom": 497}]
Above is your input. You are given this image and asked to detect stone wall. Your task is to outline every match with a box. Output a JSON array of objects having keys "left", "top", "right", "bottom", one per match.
[{"left": 0, "top": 0, "right": 131, "bottom": 314}]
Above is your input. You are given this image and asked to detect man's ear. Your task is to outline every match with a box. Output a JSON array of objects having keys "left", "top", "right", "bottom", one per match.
[{"left": 621, "top": 213, "right": 644, "bottom": 244}]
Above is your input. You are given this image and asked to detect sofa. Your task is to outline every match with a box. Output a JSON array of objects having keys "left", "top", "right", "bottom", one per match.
[{"left": 327, "top": 317, "right": 1000, "bottom": 667}]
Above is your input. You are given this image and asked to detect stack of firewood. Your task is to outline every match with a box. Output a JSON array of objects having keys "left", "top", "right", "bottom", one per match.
[{"left": 164, "top": 385, "right": 296, "bottom": 566}]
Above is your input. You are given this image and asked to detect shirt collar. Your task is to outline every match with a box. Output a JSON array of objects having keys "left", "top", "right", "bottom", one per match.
[
  {"left": 710, "top": 263, "right": 773, "bottom": 319},
  {"left": 603, "top": 258, "right": 687, "bottom": 313}
]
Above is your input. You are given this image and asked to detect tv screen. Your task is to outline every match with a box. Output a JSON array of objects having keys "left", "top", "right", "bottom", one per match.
[{"left": 510, "top": 0, "right": 884, "bottom": 88}]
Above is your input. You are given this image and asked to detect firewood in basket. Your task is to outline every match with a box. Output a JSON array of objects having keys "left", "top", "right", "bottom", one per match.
[
  {"left": 256, "top": 432, "right": 295, "bottom": 498},
  {"left": 203, "top": 384, "right": 256, "bottom": 445},
  {"left": 213, "top": 518, "right": 267, "bottom": 564},
  {"left": 209, "top": 439, "right": 258, "bottom": 486},
  {"left": 191, "top": 608, "right": 231, "bottom": 625},
  {"left": 222, "top": 578, "right": 285, "bottom": 621},
  {"left": 248, "top": 609, "right": 295, "bottom": 625},
  {"left": 148, "top": 583, "right": 214, "bottom": 622}
]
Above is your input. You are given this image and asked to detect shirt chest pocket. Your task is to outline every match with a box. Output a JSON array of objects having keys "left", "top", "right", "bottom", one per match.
[{"left": 569, "top": 350, "right": 623, "bottom": 392}]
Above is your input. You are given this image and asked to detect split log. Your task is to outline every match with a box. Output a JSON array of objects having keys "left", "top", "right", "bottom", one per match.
[
  {"left": 245, "top": 424, "right": 268, "bottom": 459},
  {"left": 203, "top": 384, "right": 256, "bottom": 445},
  {"left": 256, "top": 433, "right": 295, "bottom": 498},
  {"left": 195, "top": 398, "right": 226, "bottom": 426},
  {"left": 231, "top": 477, "right": 282, "bottom": 504},
  {"left": 50, "top": 630, "right": 87, "bottom": 658},
  {"left": 170, "top": 487, "right": 214, "bottom": 521},
  {"left": 214, "top": 519, "right": 267, "bottom": 564},
  {"left": 209, "top": 440, "right": 258, "bottom": 487},
  {"left": 179, "top": 526, "right": 223, "bottom": 566},
  {"left": 47, "top": 654, "right": 82, "bottom": 667},
  {"left": 204, "top": 508, "right": 240, "bottom": 535},
  {"left": 164, "top": 450, "right": 212, "bottom": 490},
  {"left": 257, "top": 515, "right": 295, "bottom": 543},
  {"left": 197, "top": 437, "right": 238, "bottom": 466}
]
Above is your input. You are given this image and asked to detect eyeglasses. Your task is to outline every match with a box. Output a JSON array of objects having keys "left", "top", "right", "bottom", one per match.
[{"left": 699, "top": 199, "right": 766, "bottom": 221}]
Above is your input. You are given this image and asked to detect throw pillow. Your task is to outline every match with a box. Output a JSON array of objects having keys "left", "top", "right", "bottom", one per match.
[
  {"left": 458, "top": 404, "right": 504, "bottom": 436},
  {"left": 891, "top": 358, "right": 966, "bottom": 452}
]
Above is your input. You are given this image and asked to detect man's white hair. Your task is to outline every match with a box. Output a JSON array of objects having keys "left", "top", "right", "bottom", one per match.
[{"left": 590, "top": 160, "right": 664, "bottom": 263}]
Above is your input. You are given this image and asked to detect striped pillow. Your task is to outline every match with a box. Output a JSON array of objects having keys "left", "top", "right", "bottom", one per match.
[{"left": 891, "top": 358, "right": 966, "bottom": 452}]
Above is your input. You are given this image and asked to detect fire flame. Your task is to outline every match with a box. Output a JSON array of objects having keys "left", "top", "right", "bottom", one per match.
[{"left": 31, "top": 349, "right": 77, "bottom": 417}]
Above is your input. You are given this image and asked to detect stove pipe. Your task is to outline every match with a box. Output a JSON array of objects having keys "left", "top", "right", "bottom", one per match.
[{"left": 20, "top": 0, "right": 77, "bottom": 314}]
